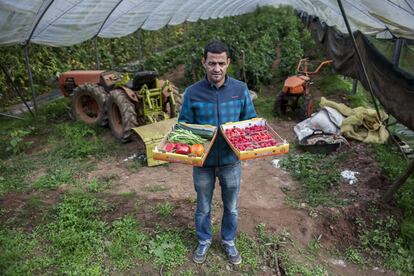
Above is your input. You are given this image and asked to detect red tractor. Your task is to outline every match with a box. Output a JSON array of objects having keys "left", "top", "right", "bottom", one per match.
[
  {"left": 274, "top": 59, "right": 333, "bottom": 120},
  {"left": 59, "top": 70, "right": 181, "bottom": 142}
]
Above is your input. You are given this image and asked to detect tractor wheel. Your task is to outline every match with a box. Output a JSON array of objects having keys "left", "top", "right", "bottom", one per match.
[
  {"left": 274, "top": 91, "right": 287, "bottom": 116},
  {"left": 107, "top": 90, "right": 138, "bottom": 142},
  {"left": 299, "top": 95, "right": 314, "bottom": 121},
  {"left": 71, "top": 84, "right": 108, "bottom": 127},
  {"left": 164, "top": 84, "right": 182, "bottom": 118}
]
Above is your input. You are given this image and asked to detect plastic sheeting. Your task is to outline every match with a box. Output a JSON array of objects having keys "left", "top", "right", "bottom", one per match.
[
  {"left": 303, "top": 14, "right": 414, "bottom": 131},
  {"left": 0, "top": 0, "right": 413, "bottom": 47}
]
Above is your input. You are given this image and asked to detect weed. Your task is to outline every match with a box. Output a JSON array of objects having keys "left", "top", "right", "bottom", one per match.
[
  {"left": 26, "top": 195, "right": 43, "bottom": 209},
  {"left": 108, "top": 215, "right": 149, "bottom": 269},
  {"left": 0, "top": 155, "right": 36, "bottom": 195},
  {"left": 120, "top": 191, "right": 136, "bottom": 198},
  {"left": 0, "top": 228, "right": 52, "bottom": 275},
  {"left": 143, "top": 185, "right": 169, "bottom": 193},
  {"left": 345, "top": 247, "right": 365, "bottom": 265},
  {"left": 50, "top": 121, "right": 107, "bottom": 159},
  {"left": 371, "top": 142, "right": 414, "bottom": 274},
  {"left": 148, "top": 230, "right": 187, "bottom": 270},
  {"left": 126, "top": 159, "right": 145, "bottom": 172},
  {"left": 280, "top": 152, "right": 342, "bottom": 206},
  {"left": 40, "top": 191, "right": 109, "bottom": 274},
  {"left": 154, "top": 202, "right": 175, "bottom": 217},
  {"left": 5, "top": 129, "right": 33, "bottom": 155},
  {"left": 358, "top": 216, "right": 414, "bottom": 274},
  {"left": 317, "top": 74, "right": 352, "bottom": 96},
  {"left": 254, "top": 94, "right": 276, "bottom": 119},
  {"left": 179, "top": 269, "right": 195, "bottom": 276},
  {"left": 186, "top": 196, "right": 196, "bottom": 205},
  {"left": 307, "top": 235, "right": 322, "bottom": 254},
  {"left": 279, "top": 252, "right": 329, "bottom": 276},
  {"left": 33, "top": 167, "right": 73, "bottom": 190},
  {"left": 86, "top": 176, "right": 114, "bottom": 193},
  {"left": 236, "top": 232, "right": 259, "bottom": 272}
]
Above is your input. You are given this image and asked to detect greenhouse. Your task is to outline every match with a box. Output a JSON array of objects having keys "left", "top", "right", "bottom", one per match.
[{"left": 1, "top": 1, "right": 414, "bottom": 275}]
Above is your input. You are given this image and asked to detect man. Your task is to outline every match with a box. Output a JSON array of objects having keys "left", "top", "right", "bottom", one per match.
[{"left": 178, "top": 41, "right": 257, "bottom": 265}]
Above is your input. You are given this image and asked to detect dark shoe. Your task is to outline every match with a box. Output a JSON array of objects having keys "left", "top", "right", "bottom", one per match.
[
  {"left": 222, "top": 241, "right": 242, "bottom": 265},
  {"left": 192, "top": 241, "right": 211, "bottom": 264}
]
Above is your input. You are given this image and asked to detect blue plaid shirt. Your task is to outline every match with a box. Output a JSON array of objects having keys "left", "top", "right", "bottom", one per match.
[{"left": 178, "top": 76, "right": 257, "bottom": 167}]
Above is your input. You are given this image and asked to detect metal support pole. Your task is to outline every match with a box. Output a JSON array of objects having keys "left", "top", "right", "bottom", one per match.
[
  {"left": 23, "top": 45, "right": 38, "bottom": 112},
  {"left": 163, "top": 26, "right": 169, "bottom": 50},
  {"left": 336, "top": 0, "right": 382, "bottom": 122},
  {"left": 382, "top": 159, "right": 414, "bottom": 202},
  {"left": 95, "top": 37, "right": 100, "bottom": 70},
  {"left": 351, "top": 79, "right": 358, "bottom": 94},
  {"left": 0, "top": 112, "right": 23, "bottom": 120},
  {"left": 392, "top": 38, "right": 404, "bottom": 68},
  {"left": 136, "top": 29, "right": 143, "bottom": 60},
  {"left": 0, "top": 62, "right": 34, "bottom": 117}
]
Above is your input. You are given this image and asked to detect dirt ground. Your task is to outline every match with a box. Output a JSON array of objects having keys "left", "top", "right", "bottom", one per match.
[
  {"left": 1, "top": 68, "right": 402, "bottom": 275},
  {"left": 79, "top": 113, "right": 397, "bottom": 275}
]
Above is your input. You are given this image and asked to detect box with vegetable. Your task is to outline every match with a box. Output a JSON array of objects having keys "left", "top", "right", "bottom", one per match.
[
  {"left": 152, "top": 123, "right": 217, "bottom": 166},
  {"left": 221, "top": 118, "right": 289, "bottom": 160}
]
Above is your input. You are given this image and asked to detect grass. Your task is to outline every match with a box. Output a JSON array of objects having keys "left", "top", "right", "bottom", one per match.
[
  {"left": 143, "top": 184, "right": 169, "bottom": 193},
  {"left": 85, "top": 175, "right": 117, "bottom": 193},
  {"left": 0, "top": 155, "right": 37, "bottom": 195},
  {"left": 254, "top": 93, "right": 275, "bottom": 120},
  {"left": 154, "top": 202, "right": 175, "bottom": 217},
  {"left": 1, "top": 76, "right": 414, "bottom": 274},
  {"left": 279, "top": 151, "right": 343, "bottom": 206},
  {"left": 316, "top": 74, "right": 352, "bottom": 96}
]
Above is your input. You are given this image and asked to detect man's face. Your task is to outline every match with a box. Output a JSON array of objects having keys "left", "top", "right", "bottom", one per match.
[{"left": 202, "top": 52, "right": 230, "bottom": 87}]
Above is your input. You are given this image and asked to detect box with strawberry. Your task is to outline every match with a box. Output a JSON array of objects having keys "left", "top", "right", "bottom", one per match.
[{"left": 221, "top": 118, "right": 289, "bottom": 160}]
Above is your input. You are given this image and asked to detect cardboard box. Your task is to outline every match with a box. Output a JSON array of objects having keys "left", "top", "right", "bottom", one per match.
[
  {"left": 221, "top": 118, "right": 289, "bottom": 160},
  {"left": 152, "top": 123, "right": 217, "bottom": 166}
]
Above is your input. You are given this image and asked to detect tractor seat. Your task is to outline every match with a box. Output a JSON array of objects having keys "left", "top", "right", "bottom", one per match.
[
  {"left": 284, "top": 75, "right": 307, "bottom": 88},
  {"left": 128, "top": 71, "right": 158, "bottom": 90}
]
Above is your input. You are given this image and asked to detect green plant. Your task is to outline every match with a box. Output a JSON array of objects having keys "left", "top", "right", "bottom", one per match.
[
  {"left": 51, "top": 122, "right": 107, "bottom": 159},
  {"left": 345, "top": 247, "right": 365, "bottom": 265},
  {"left": 0, "top": 155, "right": 36, "bottom": 195},
  {"left": 254, "top": 94, "right": 276, "bottom": 119},
  {"left": 307, "top": 235, "right": 322, "bottom": 254},
  {"left": 41, "top": 191, "right": 108, "bottom": 274},
  {"left": 358, "top": 216, "right": 414, "bottom": 273},
  {"left": 108, "top": 215, "right": 149, "bottom": 269},
  {"left": 236, "top": 232, "right": 259, "bottom": 272},
  {"left": 6, "top": 129, "right": 32, "bottom": 154},
  {"left": 0, "top": 228, "right": 52, "bottom": 275},
  {"left": 154, "top": 202, "right": 175, "bottom": 217},
  {"left": 148, "top": 230, "right": 187, "bottom": 270},
  {"left": 33, "top": 167, "right": 74, "bottom": 190},
  {"left": 143, "top": 185, "right": 169, "bottom": 193},
  {"left": 120, "top": 191, "right": 136, "bottom": 198},
  {"left": 85, "top": 175, "right": 115, "bottom": 193},
  {"left": 280, "top": 152, "right": 342, "bottom": 206}
]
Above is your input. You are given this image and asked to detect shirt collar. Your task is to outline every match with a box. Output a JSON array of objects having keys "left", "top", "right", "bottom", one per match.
[{"left": 204, "top": 75, "right": 229, "bottom": 89}]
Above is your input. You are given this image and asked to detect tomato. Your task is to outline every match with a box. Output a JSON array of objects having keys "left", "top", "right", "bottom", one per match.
[
  {"left": 165, "top": 142, "right": 176, "bottom": 152},
  {"left": 175, "top": 143, "right": 191, "bottom": 155},
  {"left": 190, "top": 144, "right": 205, "bottom": 157}
]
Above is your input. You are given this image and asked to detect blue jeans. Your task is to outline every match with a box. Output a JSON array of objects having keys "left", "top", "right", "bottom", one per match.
[{"left": 193, "top": 161, "right": 241, "bottom": 243}]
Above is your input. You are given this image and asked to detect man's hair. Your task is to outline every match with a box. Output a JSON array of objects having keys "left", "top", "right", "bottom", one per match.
[{"left": 203, "top": 41, "right": 229, "bottom": 59}]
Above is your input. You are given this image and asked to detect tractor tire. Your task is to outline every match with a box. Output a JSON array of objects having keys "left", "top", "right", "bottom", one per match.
[
  {"left": 165, "top": 84, "right": 182, "bottom": 118},
  {"left": 299, "top": 95, "right": 314, "bottom": 121},
  {"left": 71, "top": 84, "right": 108, "bottom": 127},
  {"left": 107, "top": 90, "right": 138, "bottom": 143},
  {"left": 274, "top": 91, "right": 287, "bottom": 117}
]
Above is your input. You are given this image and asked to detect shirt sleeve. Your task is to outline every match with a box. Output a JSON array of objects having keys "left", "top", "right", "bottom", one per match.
[
  {"left": 240, "top": 87, "right": 257, "bottom": 120},
  {"left": 178, "top": 89, "right": 195, "bottom": 123}
]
